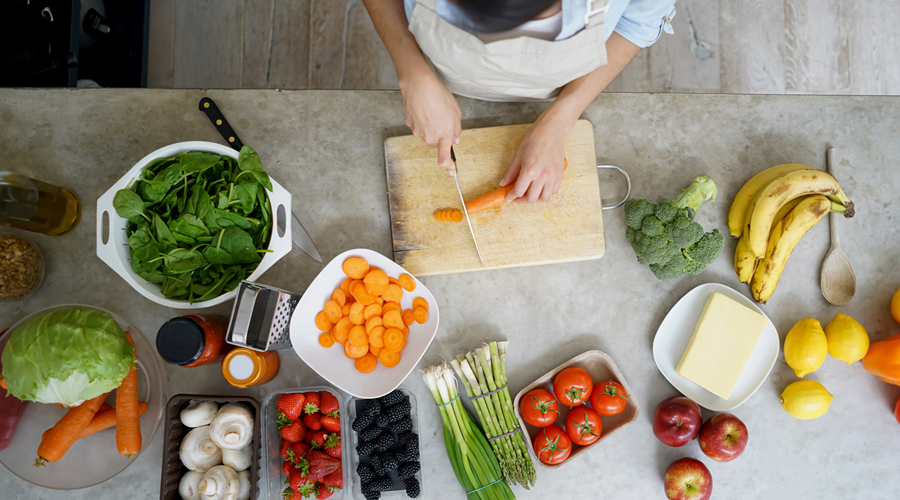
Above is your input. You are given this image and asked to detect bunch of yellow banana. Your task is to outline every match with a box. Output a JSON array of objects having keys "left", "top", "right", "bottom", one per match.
[{"left": 728, "top": 164, "right": 855, "bottom": 303}]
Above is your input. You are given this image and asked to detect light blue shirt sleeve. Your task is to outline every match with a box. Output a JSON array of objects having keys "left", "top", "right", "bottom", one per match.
[{"left": 613, "top": 0, "right": 676, "bottom": 48}]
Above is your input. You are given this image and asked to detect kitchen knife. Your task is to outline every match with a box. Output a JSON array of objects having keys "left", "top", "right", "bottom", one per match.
[
  {"left": 199, "top": 97, "right": 322, "bottom": 262},
  {"left": 450, "top": 146, "right": 484, "bottom": 265}
]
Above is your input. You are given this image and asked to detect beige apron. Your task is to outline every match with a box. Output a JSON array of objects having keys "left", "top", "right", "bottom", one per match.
[{"left": 409, "top": 0, "right": 611, "bottom": 101}]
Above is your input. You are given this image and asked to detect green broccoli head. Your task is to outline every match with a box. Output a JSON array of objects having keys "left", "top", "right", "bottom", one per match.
[
  {"left": 640, "top": 215, "right": 665, "bottom": 237},
  {"left": 631, "top": 234, "right": 671, "bottom": 266},
  {"left": 666, "top": 216, "right": 705, "bottom": 249},
  {"left": 649, "top": 253, "right": 691, "bottom": 280},
  {"left": 626, "top": 226, "right": 637, "bottom": 243},
  {"left": 654, "top": 199, "right": 677, "bottom": 224},
  {"left": 683, "top": 229, "right": 725, "bottom": 274},
  {"left": 624, "top": 199, "right": 656, "bottom": 230}
]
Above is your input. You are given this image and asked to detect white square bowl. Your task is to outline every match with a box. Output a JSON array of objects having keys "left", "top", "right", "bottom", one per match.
[
  {"left": 96, "top": 141, "right": 292, "bottom": 309},
  {"left": 289, "top": 249, "right": 439, "bottom": 399}
]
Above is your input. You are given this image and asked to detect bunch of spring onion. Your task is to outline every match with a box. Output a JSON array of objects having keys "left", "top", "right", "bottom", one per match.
[
  {"left": 451, "top": 342, "right": 535, "bottom": 489},
  {"left": 424, "top": 363, "right": 516, "bottom": 500}
]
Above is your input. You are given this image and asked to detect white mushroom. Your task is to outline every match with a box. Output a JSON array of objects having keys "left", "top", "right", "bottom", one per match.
[
  {"left": 222, "top": 445, "right": 252, "bottom": 472},
  {"left": 179, "top": 425, "right": 222, "bottom": 472},
  {"left": 198, "top": 465, "right": 240, "bottom": 500},
  {"left": 209, "top": 404, "right": 254, "bottom": 450},
  {"left": 179, "top": 471, "right": 205, "bottom": 500},
  {"left": 236, "top": 471, "right": 251, "bottom": 500},
  {"left": 181, "top": 401, "right": 219, "bottom": 428}
]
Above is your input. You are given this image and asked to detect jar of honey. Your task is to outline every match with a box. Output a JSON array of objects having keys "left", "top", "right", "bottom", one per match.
[
  {"left": 156, "top": 315, "right": 229, "bottom": 367},
  {"left": 222, "top": 348, "right": 280, "bottom": 388}
]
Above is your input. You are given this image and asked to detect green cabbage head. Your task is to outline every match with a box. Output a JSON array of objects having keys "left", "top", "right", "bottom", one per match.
[{"left": 1, "top": 307, "right": 134, "bottom": 407}]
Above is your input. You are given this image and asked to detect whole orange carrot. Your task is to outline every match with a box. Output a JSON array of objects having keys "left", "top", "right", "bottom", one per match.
[
  {"left": 35, "top": 393, "right": 108, "bottom": 466},
  {"left": 116, "top": 332, "right": 141, "bottom": 458},
  {"left": 465, "top": 158, "right": 568, "bottom": 214},
  {"left": 81, "top": 402, "right": 148, "bottom": 439}
]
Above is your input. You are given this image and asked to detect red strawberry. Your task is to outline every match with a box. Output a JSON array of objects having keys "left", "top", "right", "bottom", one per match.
[
  {"left": 321, "top": 465, "right": 343, "bottom": 488},
  {"left": 291, "top": 441, "right": 311, "bottom": 459},
  {"left": 287, "top": 459, "right": 312, "bottom": 490},
  {"left": 320, "top": 414, "right": 340, "bottom": 433},
  {"left": 280, "top": 438, "right": 293, "bottom": 459},
  {"left": 280, "top": 419, "right": 307, "bottom": 443},
  {"left": 324, "top": 433, "right": 341, "bottom": 458},
  {"left": 319, "top": 391, "right": 340, "bottom": 415},
  {"left": 278, "top": 393, "right": 307, "bottom": 421},
  {"left": 316, "top": 484, "right": 335, "bottom": 499},
  {"left": 303, "top": 412, "right": 322, "bottom": 431},
  {"left": 283, "top": 487, "right": 303, "bottom": 500},
  {"left": 282, "top": 459, "right": 293, "bottom": 477},
  {"left": 303, "top": 392, "right": 321, "bottom": 414},
  {"left": 294, "top": 479, "right": 316, "bottom": 498},
  {"left": 308, "top": 430, "right": 328, "bottom": 449},
  {"left": 305, "top": 450, "right": 340, "bottom": 480}
]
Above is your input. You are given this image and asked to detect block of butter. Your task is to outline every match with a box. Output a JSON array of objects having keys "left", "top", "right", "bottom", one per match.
[{"left": 675, "top": 292, "right": 768, "bottom": 400}]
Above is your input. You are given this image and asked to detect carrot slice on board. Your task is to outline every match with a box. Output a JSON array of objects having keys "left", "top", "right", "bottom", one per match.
[
  {"left": 402, "top": 309, "right": 415, "bottom": 326},
  {"left": 379, "top": 350, "right": 401, "bottom": 368},
  {"left": 398, "top": 273, "right": 416, "bottom": 292},
  {"left": 355, "top": 353, "right": 378, "bottom": 373},
  {"left": 331, "top": 289, "right": 347, "bottom": 308},
  {"left": 333, "top": 318, "right": 352, "bottom": 345},
  {"left": 365, "top": 316, "right": 383, "bottom": 334},
  {"left": 349, "top": 303, "right": 365, "bottom": 325},
  {"left": 342, "top": 257, "right": 369, "bottom": 279},
  {"left": 414, "top": 306, "right": 428, "bottom": 324},
  {"left": 383, "top": 310, "right": 404, "bottom": 330},
  {"left": 351, "top": 284, "right": 375, "bottom": 305},
  {"left": 369, "top": 344, "right": 383, "bottom": 357},
  {"left": 323, "top": 300, "right": 342, "bottom": 324},
  {"left": 369, "top": 326, "right": 385, "bottom": 348},
  {"left": 344, "top": 341, "right": 368, "bottom": 359},
  {"left": 349, "top": 325, "right": 368, "bottom": 347},
  {"left": 341, "top": 303, "right": 352, "bottom": 316},
  {"left": 382, "top": 302, "right": 401, "bottom": 314},
  {"left": 383, "top": 284, "right": 403, "bottom": 303},
  {"left": 315, "top": 311, "right": 333, "bottom": 331},
  {"left": 383, "top": 335, "right": 407, "bottom": 353},
  {"left": 341, "top": 279, "right": 352, "bottom": 296},
  {"left": 413, "top": 297, "right": 429, "bottom": 311},
  {"left": 363, "top": 304, "right": 383, "bottom": 321},
  {"left": 383, "top": 328, "right": 404, "bottom": 349},
  {"left": 319, "top": 332, "right": 335, "bottom": 348}
]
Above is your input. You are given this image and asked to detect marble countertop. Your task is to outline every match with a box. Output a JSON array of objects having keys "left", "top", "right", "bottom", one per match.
[{"left": 0, "top": 89, "right": 898, "bottom": 500}]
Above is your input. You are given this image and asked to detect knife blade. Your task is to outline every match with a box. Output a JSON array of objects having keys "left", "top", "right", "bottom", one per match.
[
  {"left": 450, "top": 146, "right": 484, "bottom": 265},
  {"left": 199, "top": 97, "right": 322, "bottom": 262}
]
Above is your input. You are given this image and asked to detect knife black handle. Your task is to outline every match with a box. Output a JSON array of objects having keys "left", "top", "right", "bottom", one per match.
[{"left": 199, "top": 97, "right": 244, "bottom": 151}]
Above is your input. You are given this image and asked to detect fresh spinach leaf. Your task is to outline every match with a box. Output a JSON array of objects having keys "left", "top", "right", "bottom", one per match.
[
  {"left": 169, "top": 214, "right": 209, "bottom": 239},
  {"left": 153, "top": 214, "right": 177, "bottom": 247},
  {"left": 163, "top": 248, "right": 206, "bottom": 272},
  {"left": 179, "top": 151, "right": 221, "bottom": 173},
  {"left": 113, "top": 189, "right": 150, "bottom": 222},
  {"left": 237, "top": 146, "right": 273, "bottom": 190}
]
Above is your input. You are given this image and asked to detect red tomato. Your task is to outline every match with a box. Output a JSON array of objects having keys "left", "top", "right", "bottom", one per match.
[
  {"left": 520, "top": 389, "right": 559, "bottom": 428},
  {"left": 565, "top": 407, "right": 603, "bottom": 446},
  {"left": 533, "top": 425, "right": 571, "bottom": 465},
  {"left": 590, "top": 380, "right": 628, "bottom": 416},
  {"left": 552, "top": 367, "right": 593, "bottom": 408}
]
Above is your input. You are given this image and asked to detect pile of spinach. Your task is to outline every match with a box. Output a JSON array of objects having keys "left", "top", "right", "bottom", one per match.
[{"left": 113, "top": 146, "right": 274, "bottom": 303}]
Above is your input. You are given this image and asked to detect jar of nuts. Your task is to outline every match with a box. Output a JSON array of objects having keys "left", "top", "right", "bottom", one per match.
[{"left": 0, "top": 233, "right": 45, "bottom": 300}]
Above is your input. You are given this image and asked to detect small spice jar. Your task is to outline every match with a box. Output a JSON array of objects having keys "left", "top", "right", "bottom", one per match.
[
  {"left": 0, "top": 233, "right": 45, "bottom": 301},
  {"left": 222, "top": 348, "right": 280, "bottom": 388},
  {"left": 156, "top": 315, "right": 230, "bottom": 367}
]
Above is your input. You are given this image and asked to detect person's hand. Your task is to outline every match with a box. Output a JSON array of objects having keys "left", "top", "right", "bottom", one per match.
[
  {"left": 400, "top": 71, "right": 462, "bottom": 174},
  {"left": 500, "top": 115, "right": 570, "bottom": 203}
]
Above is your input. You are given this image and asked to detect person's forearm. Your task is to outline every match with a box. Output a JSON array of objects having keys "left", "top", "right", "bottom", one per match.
[
  {"left": 541, "top": 32, "right": 641, "bottom": 131},
  {"left": 362, "top": 0, "right": 435, "bottom": 87}
]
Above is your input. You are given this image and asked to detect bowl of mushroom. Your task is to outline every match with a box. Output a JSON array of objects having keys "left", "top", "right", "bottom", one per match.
[{"left": 161, "top": 395, "right": 260, "bottom": 500}]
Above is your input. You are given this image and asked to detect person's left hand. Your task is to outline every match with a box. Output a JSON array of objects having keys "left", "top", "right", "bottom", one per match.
[{"left": 500, "top": 116, "right": 570, "bottom": 203}]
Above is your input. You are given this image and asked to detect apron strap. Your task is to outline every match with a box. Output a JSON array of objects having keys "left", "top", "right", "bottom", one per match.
[
  {"left": 416, "top": 0, "right": 438, "bottom": 11},
  {"left": 584, "top": 0, "right": 610, "bottom": 29}
]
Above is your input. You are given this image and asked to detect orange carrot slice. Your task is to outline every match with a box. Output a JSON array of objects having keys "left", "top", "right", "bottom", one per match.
[
  {"left": 344, "top": 341, "right": 368, "bottom": 359},
  {"left": 341, "top": 278, "right": 352, "bottom": 296},
  {"left": 369, "top": 326, "right": 385, "bottom": 348},
  {"left": 398, "top": 273, "right": 416, "bottom": 292},
  {"left": 414, "top": 306, "right": 428, "bottom": 324},
  {"left": 333, "top": 318, "right": 352, "bottom": 345},
  {"left": 349, "top": 325, "right": 368, "bottom": 347},
  {"left": 413, "top": 297, "right": 429, "bottom": 311},
  {"left": 363, "top": 304, "right": 383, "bottom": 321},
  {"left": 355, "top": 353, "right": 378, "bottom": 373},
  {"left": 383, "top": 284, "right": 403, "bottom": 303},
  {"left": 382, "top": 302, "right": 400, "bottom": 313},
  {"left": 365, "top": 316, "right": 383, "bottom": 334},
  {"left": 342, "top": 257, "right": 369, "bottom": 279},
  {"left": 383, "top": 310, "right": 404, "bottom": 330},
  {"left": 349, "top": 303, "right": 365, "bottom": 325},
  {"left": 383, "top": 328, "right": 404, "bottom": 349},
  {"left": 315, "top": 311, "right": 333, "bottom": 331},
  {"left": 323, "top": 300, "right": 342, "bottom": 324},
  {"left": 319, "top": 332, "right": 335, "bottom": 348},
  {"left": 379, "top": 350, "right": 401, "bottom": 368},
  {"left": 402, "top": 309, "right": 415, "bottom": 326},
  {"left": 341, "top": 303, "right": 352, "bottom": 316},
  {"left": 331, "top": 289, "right": 347, "bottom": 307},
  {"left": 351, "top": 283, "right": 375, "bottom": 305},
  {"left": 369, "top": 344, "right": 383, "bottom": 357},
  {"left": 364, "top": 269, "right": 389, "bottom": 285},
  {"left": 383, "top": 335, "right": 407, "bottom": 353}
]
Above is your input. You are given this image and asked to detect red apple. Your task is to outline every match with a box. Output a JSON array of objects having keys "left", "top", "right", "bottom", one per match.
[
  {"left": 664, "top": 458, "right": 712, "bottom": 500},
  {"left": 653, "top": 396, "right": 702, "bottom": 447},
  {"left": 699, "top": 413, "right": 748, "bottom": 462}
]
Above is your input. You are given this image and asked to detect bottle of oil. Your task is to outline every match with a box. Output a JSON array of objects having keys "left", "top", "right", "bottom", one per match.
[{"left": 0, "top": 172, "right": 81, "bottom": 236}]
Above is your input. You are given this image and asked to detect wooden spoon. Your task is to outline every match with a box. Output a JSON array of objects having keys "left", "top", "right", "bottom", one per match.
[{"left": 820, "top": 147, "right": 856, "bottom": 305}]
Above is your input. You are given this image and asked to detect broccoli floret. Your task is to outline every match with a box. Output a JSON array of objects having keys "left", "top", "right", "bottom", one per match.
[
  {"left": 649, "top": 253, "right": 691, "bottom": 280},
  {"left": 631, "top": 234, "right": 670, "bottom": 266},
  {"left": 640, "top": 216, "right": 665, "bottom": 237},
  {"left": 624, "top": 199, "right": 655, "bottom": 230},
  {"left": 626, "top": 226, "right": 636, "bottom": 243},
  {"left": 666, "top": 216, "right": 704, "bottom": 249},
  {"left": 654, "top": 199, "right": 677, "bottom": 224},
  {"left": 683, "top": 229, "right": 725, "bottom": 275}
]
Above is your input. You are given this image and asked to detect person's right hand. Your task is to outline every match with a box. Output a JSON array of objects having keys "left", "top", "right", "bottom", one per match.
[{"left": 400, "top": 72, "right": 461, "bottom": 174}]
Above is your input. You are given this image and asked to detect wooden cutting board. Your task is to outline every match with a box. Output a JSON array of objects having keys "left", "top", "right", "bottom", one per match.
[{"left": 385, "top": 120, "right": 605, "bottom": 276}]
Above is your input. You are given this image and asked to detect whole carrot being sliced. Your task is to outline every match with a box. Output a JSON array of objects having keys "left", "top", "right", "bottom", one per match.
[
  {"left": 342, "top": 257, "right": 369, "bottom": 279},
  {"left": 319, "top": 332, "right": 335, "bottom": 348},
  {"left": 465, "top": 157, "right": 568, "bottom": 213},
  {"left": 36, "top": 392, "right": 108, "bottom": 465},
  {"left": 354, "top": 353, "right": 378, "bottom": 373},
  {"left": 398, "top": 273, "right": 416, "bottom": 292},
  {"left": 379, "top": 350, "right": 402, "bottom": 368},
  {"left": 117, "top": 332, "right": 141, "bottom": 458}
]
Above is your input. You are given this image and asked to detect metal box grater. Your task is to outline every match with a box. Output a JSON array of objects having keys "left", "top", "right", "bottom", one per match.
[{"left": 226, "top": 281, "right": 303, "bottom": 351}]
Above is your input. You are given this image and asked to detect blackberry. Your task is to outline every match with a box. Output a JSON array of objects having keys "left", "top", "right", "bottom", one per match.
[
  {"left": 397, "top": 431, "right": 414, "bottom": 446},
  {"left": 378, "top": 390, "right": 406, "bottom": 407},
  {"left": 385, "top": 400, "right": 411, "bottom": 422},
  {"left": 404, "top": 477, "right": 420, "bottom": 498},
  {"left": 356, "top": 441, "right": 376, "bottom": 458},
  {"left": 396, "top": 444, "right": 419, "bottom": 463},
  {"left": 371, "top": 454, "right": 388, "bottom": 477},
  {"left": 363, "top": 399, "right": 382, "bottom": 417},
  {"left": 401, "top": 432, "right": 419, "bottom": 453},
  {"left": 371, "top": 478, "right": 394, "bottom": 492},
  {"left": 374, "top": 431, "right": 396, "bottom": 452},
  {"left": 352, "top": 411, "right": 374, "bottom": 432},
  {"left": 360, "top": 426, "right": 383, "bottom": 442},
  {"left": 362, "top": 489, "right": 381, "bottom": 500},
  {"left": 381, "top": 451, "right": 398, "bottom": 471},
  {"left": 375, "top": 413, "right": 390, "bottom": 428},
  {"left": 356, "top": 464, "right": 376, "bottom": 484},
  {"left": 397, "top": 461, "right": 420, "bottom": 480},
  {"left": 390, "top": 416, "right": 413, "bottom": 434}
]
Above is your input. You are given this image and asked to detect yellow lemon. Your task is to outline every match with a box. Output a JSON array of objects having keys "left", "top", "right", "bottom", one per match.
[
  {"left": 824, "top": 313, "right": 870, "bottom": 365},
  {"left": 783, "top": 318, "right": 827, "bottom": 378},
  {"left": 781, "top": 380, "right": 834, "bottom": 420}
]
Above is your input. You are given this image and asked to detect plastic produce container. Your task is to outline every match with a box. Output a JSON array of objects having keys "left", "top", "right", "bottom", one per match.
[
  {"left": 160, "top": 394, "right": 261, "bottom": 500},
  {"left": 345, "top": 388, "right": 424, "bottom": 499},
  {"left": 259, "top": 386, "right": 350, "bottom": 500}
]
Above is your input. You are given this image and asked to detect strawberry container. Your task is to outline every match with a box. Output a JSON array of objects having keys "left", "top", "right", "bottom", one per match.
[{"left": 260, "top": 387, "right": 350, "bottom": 500}]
